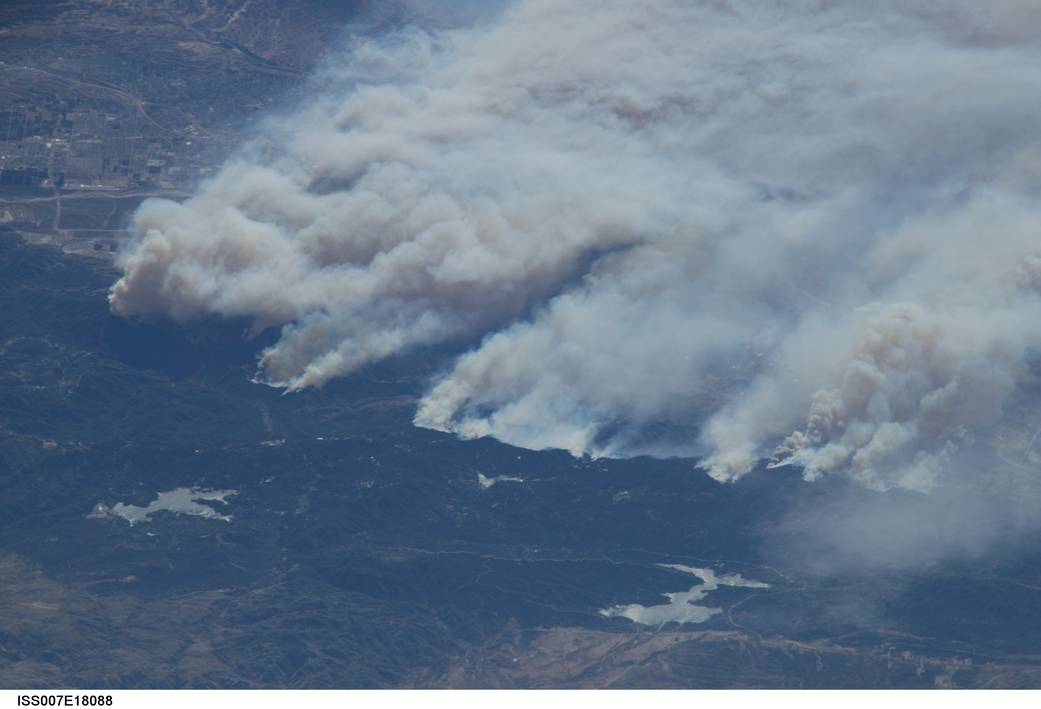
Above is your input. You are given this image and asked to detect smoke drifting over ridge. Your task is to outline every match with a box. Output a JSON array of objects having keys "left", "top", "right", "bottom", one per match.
[{"left": 112, "top": 1, "right": 1041, "bottom": 497}]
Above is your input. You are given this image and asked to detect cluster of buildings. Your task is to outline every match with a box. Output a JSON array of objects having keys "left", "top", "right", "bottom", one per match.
[{"left": 0, "top": 98, "right": 222, "bottom": 192}]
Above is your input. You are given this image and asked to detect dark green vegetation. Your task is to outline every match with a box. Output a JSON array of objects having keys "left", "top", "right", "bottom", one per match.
[{"left": 4, "top": 234, "right": 1041, "bottom": 688}]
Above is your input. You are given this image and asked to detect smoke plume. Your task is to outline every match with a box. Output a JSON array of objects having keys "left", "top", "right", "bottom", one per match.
[{"left": 111, "top": 1, "right": 1041, "bottom": 508}]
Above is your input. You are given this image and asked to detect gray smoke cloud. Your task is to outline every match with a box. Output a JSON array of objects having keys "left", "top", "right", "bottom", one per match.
[{"left": 111, "top": 1, "right": 1041, "bottom": 515}]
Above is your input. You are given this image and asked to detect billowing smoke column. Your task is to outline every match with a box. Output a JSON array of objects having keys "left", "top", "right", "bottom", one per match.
[{"left": 111, "top": 0, "right": 1041, "bottom": 495}]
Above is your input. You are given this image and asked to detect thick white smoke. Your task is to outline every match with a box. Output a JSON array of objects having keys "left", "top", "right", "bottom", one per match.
[{"left": 112, "top": 0, "right": 1041, "bottom": 497}]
